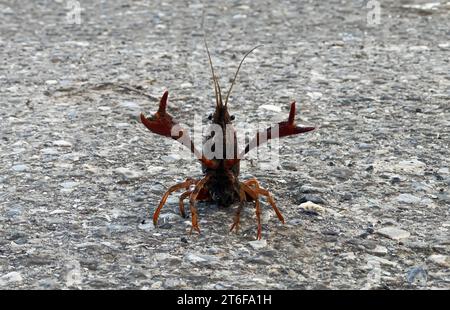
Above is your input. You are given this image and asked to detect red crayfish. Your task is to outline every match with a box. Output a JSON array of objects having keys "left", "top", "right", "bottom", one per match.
[{"left": 140, "top": 42, "right": 315, "bottom": 239}]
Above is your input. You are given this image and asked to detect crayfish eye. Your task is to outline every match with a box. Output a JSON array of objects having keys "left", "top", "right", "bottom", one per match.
[
  {"left": 230, "top": 115, "right": 235, "bottom": 121},
  {"left": 208, "top": 113, "right": 213, "bottom": 120}
]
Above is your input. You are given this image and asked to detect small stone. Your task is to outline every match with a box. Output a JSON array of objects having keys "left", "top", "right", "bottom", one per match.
[
  {"left": 377, "top": 227, "right": 410, "bottom": 240},
  {"left": 396, "top": 159, "right": 426, "bottom": 174},
  {"left": 114, "top": 167, "right": 142, "bottom": 180},
  {"left": 299, "top": 185, "right": 325, "bottom": 193},
  {"left": 138, "top": 222, "right": 154, "bottom": 231},
  {"left": 408, "top": 45, "right": 429, "bottom": 52},
  {"left": 152, "top": 253, "right": 181, "bottom": 264},
  {"left": 107, "top": 224, "right": 132, "bottom": 234},
  {"left": 0, "top": 272, "right": 23, "bottom": 286},
  {"left": 5, "top": 207, "right": 22, "bottom": 218},
  {"left": 45, "top": 80, "right": 58, "bottom": 85},
  {"left": 402, "top": 3, "right": 441, "bottom": 11},
  {"left": 159, "top": 222, "right": 172, "bottom": 229},
  {"left": 428, "top": 254, "right": 450, "bottom": 268},
  {"left": 232, "top": 14, "right": 247, "bottom": 19},
  {"left": 358, "top": 143, "right": 373, "bottom": 150},
  {"left": 98, "top": 106, "right": 111, "bottom": 112},
  {"left": 397, "top": 193, "right": 421, "bottom": 204},
  {"left": 151, "top": 281, "right": 162, "bottom": 289},
  {"left": 36, "top": 278, "right": 59, "bottom": 289},
  {"left": 119, "top": 101, "right": 140, "bottom": 110},
  {"left": 161, "top": 154, "right": 180, "bottom": 162},
  {"left": 340, "top": 193, "right": 353, "bottom": 201},
  {"left": 341, "top": 75, "right": 360, "bottom": 81},
  {"left": 366, "top": 254, "right": 397, "bottom": 266},
  {"left": 306, "top": 92, "right": 322, "bottom": 100},
  {"left": 405, "top": 241, "right": 429, "bottom": 251},
  {"left": 62, "top": 181, "right": 79, "bottom": 189},
  {"left": 11, "top": 164, "right": 29, "bottom": 172},
  {"left": 436, "top": 194, "right": 450, "bottom": 204},
  {"left": 115, "top": 122, "right": 129, "bottom": 128},
  {"left": 341, "top": 252, "right": 356, "bottom": 260},
  {"left": 164, "top": 278, "right": 184, "bottom": 288},
  {"left": 41, "top": 148, "right": 59, "bottom": 155},
  {"left": 60, "top": 181, "right": 79, "bottom": 190},
  {"left": 299, "top": 201, "right": 326, "bottom": 214},
  {"left": 260, "top": 105, "right": 282, "bottom": 112},
  {"left": 437, "top": 167, "right": 449, "bottom": 174},
  {"left": 184, "top": 253, "right": 219, "bottom": 266},
  {"left": 248, "top": 240, "right": 267, "bottom": 250},
  {"left": 390, "top": 176, "right": 402, "bottom": 184},
  {"left": 321, "top": 228, "right": 340, "bottom": 236},
  {"left": 53, "top": 140, "right": 72, "bottom": 147},
  {"left": 180, "top": 82, "right": 192, "bottom": 88},
  {"left": 0, "top": 6, "right": 14, "bottom": 14},
  {"left": 329, "top": 168, "right": 353, "bottom": 180},
  {"left": 365, "top": 165, "right": 374, "bottom": 172},
  {"left": 368, "top": 245, "right": 388, "bottom": 255},
  {"left": 297, "top": 194, "right": 326, "bottom": 205}
]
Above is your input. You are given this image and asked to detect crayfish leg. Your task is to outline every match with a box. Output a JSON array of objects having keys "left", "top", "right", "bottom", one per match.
[
  {"left": 152, "top": 178, "right": 196, "bottom": 226},
  {"left": 230, "top": 182, "right": 261, "bottom": 238},
  {"left": 178, "top": 191, "right": 191, "bottom": 218},
  {"left": 254, "top": 187, "right": 285, "bottom": 224},
  {"left": 243, "top": 178, "right": 285, "bottom": 239},
  {"left": 188, "top": 175, "right": 211, "bottom": 235},
  {"left": 179, "top": 188, "right": 210, "bottom": 218}
]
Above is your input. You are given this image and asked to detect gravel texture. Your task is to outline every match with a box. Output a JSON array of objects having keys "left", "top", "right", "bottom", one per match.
[{"left": 1, "top": 0, "right": 449, "bottom": 289}]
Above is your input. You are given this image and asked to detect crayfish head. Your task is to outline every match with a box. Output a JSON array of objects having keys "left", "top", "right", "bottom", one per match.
[{"left": 210, "top": 100, "right": 233, "bottom": 127}]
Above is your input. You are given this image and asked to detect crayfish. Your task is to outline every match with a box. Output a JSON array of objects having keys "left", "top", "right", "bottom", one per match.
[{"left": 140, "top": 41, "right": 315, "bottom": 239}]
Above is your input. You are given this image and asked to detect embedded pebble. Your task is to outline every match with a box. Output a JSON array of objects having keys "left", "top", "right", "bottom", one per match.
[
  {"left": 184, "top": 253, "right": 219, "bottom": 266},
  {"left": 41, "top": 148, "right": 59, "bottom": 155},
  {"left": 11, "top": 164, "right": 29, "bottom": 172},
  {"left": 248, "top": 240, "right": 267, "bottom": 250},
  {"left": 53, "top": 140, "right": 72, "bottom": 147},
  {"left": 306, "top": 92, "right": 323, "bottom": 100},
  {"left": 377, "top": 227, "right": 411, "bottom": 240},
  {"left": 114, "top": 167, "right": 142, "bottom": 180},
  {"left": 138, "top": 222, "right": 155, "bottom": 231},
  {"left": 119, "top": 101, "right": 140, "bottom": 110},
  {"left": 60, "top": 181, "right": 79, "bottom": 190},
  {"left": 260, "top": 105, "right": 282, "bottom": 112},
  {"left": 397, "top": 193, "right": 421, "bottom": 204},
  {"left": 299, "top": 185, "right": 325, "bottom": 194},
  {"left": 0, "top": 272, "right": 23, "bottom": 286},
  {"left": 396, "top": 159, "right": 426, "bottom": 174},
  {"left": 437, "top": 167, "right": 449, "bottom": 174},
  {"left": 368, "top": 245, "right": 388, "bottom": 255},
  {"left": 180, "top": 82, "right": 193, "bottom": 88},
  {"left": 428, "top": 255, "right": 450, "bottom": 268},
  {"left": 299, "top": 201, "right": 325, "bottom": 215},
  {"left": 297, "top": 194, "right": 326, "bottom": 204},
  {"left": 366, "top": 255, "right": 397, "bottom": 267}
]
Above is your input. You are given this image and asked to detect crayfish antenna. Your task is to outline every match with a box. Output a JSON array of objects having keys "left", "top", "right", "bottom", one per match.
[
  {"left": 204, "top": 37, "right": 220, "bottom": 107},
  {"left": 224, "top": 45, "right": 263, "bottom": 106}
]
